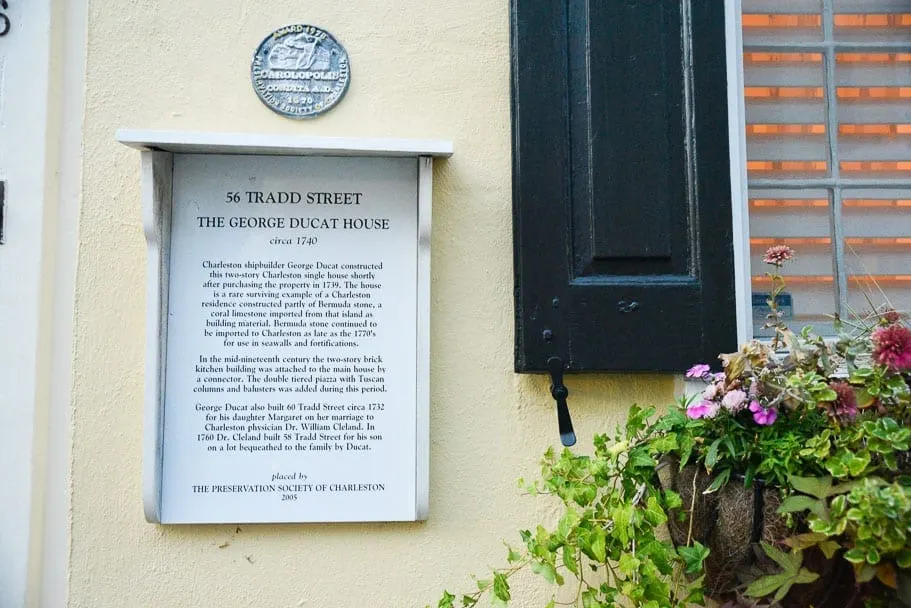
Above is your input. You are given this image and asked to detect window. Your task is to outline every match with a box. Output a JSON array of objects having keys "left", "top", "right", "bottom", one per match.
[{"left": 743, "top": 0, "right": 911, "bottom": 336}]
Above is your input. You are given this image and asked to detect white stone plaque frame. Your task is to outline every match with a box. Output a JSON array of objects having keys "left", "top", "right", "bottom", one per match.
[{"left": 117, "top": 130, "right": 452, "bottom": 524}]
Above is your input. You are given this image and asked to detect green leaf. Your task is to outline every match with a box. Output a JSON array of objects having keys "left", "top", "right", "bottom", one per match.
[
  {"left": 705, "top": 438, "right": 722, "bottom": 470},
  {"left": 760, "top": 542, "right": 802, "bottom": 573},
  {"left": 531, "top": 561, "right": 558, "bottom": 585},
  {"left": 627, "top": 447, "right": 656, "bottom": 469},
  {"left": 744, "top": 572, "right": 794, "bottom": 598},
  {"left": 897, "top": 550, "right": 911, "bottom": 569},
  {"left": 773, "top": 580, "right": 795, "bottom": 602},
  {"left": 788, "top": 475, "right": 834, "bottom": 499},
  {"left": 856, "top": 388, "right": 875, "bottom": 408},
  {"left": 827, "top": 479, "right": 863, "bottom": 496},
  {"left": 819, "top": 540, "right": 841, "bottom": 559},
  {"left": 581, "top": 590, "right": 600, "bottom": 608},
  {"left": 778, "top": 496, "right": 824, "bottom": 518},
  {"left": 437, "top": 590, "right": 455, "bottom": 608},
  {"left": 590, "top": 529, "right": 607, "bottom": 563},
  {"left": 703, "top": 468, "right": 731, "bottom": 495},
  {"left": 647, "top": 434, "right": 678, "bottom": 454},
  {"left": 475, "top": 579, "right": 491, "bottom": 592},
  {"left": 794, "top": 568, "right": 820, "bottom": 585},
  {"left": 847, "top": 452, "right": 872, "bottom": 477},
  {"left": 678, "top": 436, "right": 695, "bottom": 468},
  {"left": 643, "top": 495, "right": 667, "bottom": 526},
  {"left": 663, "top": 490, "right": 683, "bottom": 510},
  {"left": 618, "top": 553, "right": 640, "bottom": 576},
  {"left": 825, "top": 460, "right": 848, "bottom": 478},
  {"left": 611, "top": 505, "right": 633, "bottom": 545},
  {"left": 556, "top": 509, "right": 580, "bottom": 541},
  {"left": 562, "top": 547, "right": 578, "bottom": 575},
  {"left": 783, "top": 532, "right": 828, "bottom": 550},
  {"left": 460, "top": 596, "right": 477, "bottom": 608},
  {"left": 640, "top": 539, "right": 674, "bottom": 576},
  {"left": 844, "top": 548, "right": 866, "bottom": 564},
  {"left": 492, "top": 572, "right": 511, "bottom": 601},
  {"left": 857, "top": 564, "right": 878, "bottom": 583},
  {"left": 678, "top": 542, "right": 710, "bottom": 575},
  {"left": 544, "top": 601, "right": 555, "bottom": 608}
]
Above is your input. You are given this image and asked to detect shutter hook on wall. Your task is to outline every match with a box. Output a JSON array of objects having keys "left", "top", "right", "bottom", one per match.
[{"left": 547, "top": 356, "right": 576, "bottom": 447}]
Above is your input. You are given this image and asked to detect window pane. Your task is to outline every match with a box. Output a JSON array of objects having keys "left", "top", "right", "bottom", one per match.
[
  {"left": 836, "top": 54, "right": 911, "bottom": 179},
  {"left": 844, "top": 190, "right": 911, "bottom": 320},
  {"left": 745, "top": 55, "right": 829, "bottom": 175},
  {"left": 836, "top": 0, "right": 911, "bottom": 11},
  {"left": 749, "top": 189, "right": 831, "bottom": 237},
  {"left": 836, "top": 53, "right": 911, "bottom": 88},
  {"left": 750, "top": 190, "right": 839, "bottom": 336},
  {"left": 834, "top": 10, "right": 911, "bottom": 44},
  {"left": 743, "top": 0, "right": 823, "bottom": 45}
]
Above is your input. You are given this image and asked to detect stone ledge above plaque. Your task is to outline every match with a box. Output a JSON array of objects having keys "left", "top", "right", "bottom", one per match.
[{"left": 117, "top": 130, "right": 452, "bottom": 524}]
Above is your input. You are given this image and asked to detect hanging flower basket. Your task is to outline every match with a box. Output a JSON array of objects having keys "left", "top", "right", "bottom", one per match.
[
  {"left": 434, "top": 246, "right": 911, "bottom": 608},
  {"left": 659, "top": 459, "right": 854, "bottom": 606}
]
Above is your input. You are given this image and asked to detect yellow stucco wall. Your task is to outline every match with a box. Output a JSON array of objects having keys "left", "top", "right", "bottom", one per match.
[{"left": 70, "top": 1, "right": 675, "bottom": 605}]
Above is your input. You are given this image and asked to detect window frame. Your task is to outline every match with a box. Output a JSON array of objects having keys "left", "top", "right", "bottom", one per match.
[
  {"left": 731, "top": 0, "right": 911, "bottom": 343},
  {"left": 727, "top": 0, "right": 755, "bottom": 346}
]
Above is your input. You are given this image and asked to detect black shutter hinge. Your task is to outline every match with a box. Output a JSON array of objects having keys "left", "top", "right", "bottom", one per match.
[{"left": 547, "top": 356, "right": 576, "bottom": 447}]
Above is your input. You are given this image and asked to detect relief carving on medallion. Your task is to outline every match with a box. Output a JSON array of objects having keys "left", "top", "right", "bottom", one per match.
[{"left": 0, "top": 0, "right": 10, "bottom": 37}]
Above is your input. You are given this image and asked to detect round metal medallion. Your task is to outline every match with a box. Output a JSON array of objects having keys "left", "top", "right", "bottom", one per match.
[{"left": 251, "top": 24, "right": 350, "bottom": 119}]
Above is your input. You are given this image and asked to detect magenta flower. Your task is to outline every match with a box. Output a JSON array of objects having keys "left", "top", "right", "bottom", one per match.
[
  {"left": 685, "top": 364, "right": 711, "bottom": 379},
  {"left": 763, "top": 245, "right": 795, "bottom": 267},
  {"left": 722, "top": 389, "right": 747, "bottom": 412},
  {"left": 872, "top": 324, "right": 911, "bottom": 372},
  {"left": 749, "top": 400, "right": 777, "bottom": 425},
  {"left": 686, "top": 400, "right": 721, "bottom": 420},
  {"left": 754, "top": 409, "right": 777, "bottom": 425}
]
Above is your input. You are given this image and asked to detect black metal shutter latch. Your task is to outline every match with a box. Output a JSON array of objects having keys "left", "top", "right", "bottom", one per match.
[{"left": 547, "top": 356, "right": 576, "bottom": 447}]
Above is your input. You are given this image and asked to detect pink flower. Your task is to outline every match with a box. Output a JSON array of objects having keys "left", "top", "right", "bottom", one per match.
[
  {"left": 829, "top": 381, "right": 858, "bottom": 421},
  {"left": 753, "top": 408, "right": 777, "bottom": 425},
  {"left": 872, "top": 324, "right": 911, "bottom": 372},
  {"left": 748, "top": 400, "right": 777, "bottom": 425},
  {"left": 702, "top": 383, "right": 719, "bottom": 401},
  {"left": 763, "top": 245, "right": 795, "bottom": 267},
  {"left": 722, "top": 389, "right": 747, "bottom": 412},
  {"left": 686, "top": 400, "right": 721, "bottom": 420},
  {"left": 686, "top": 364, "right": 711, "bottom": 379}
]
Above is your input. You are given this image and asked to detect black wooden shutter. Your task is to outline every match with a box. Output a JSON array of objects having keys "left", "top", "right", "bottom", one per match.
[{"left": 512, "top": 0, "right": 738, "bottom": 372}]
